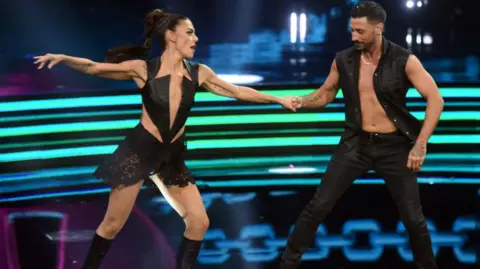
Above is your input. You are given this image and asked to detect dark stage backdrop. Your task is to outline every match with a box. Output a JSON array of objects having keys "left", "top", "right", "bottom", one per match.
[{"left": 0, "top": 0, "right": 479, "bottom": 96}]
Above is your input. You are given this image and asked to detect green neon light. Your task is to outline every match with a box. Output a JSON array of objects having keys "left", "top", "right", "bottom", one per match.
[
  {"left": 0, "top": 110, "right": 141, "bottom": 123},
  {"left": 187, "top": 135, "right": 480, "bottom": 150},
  {"left": 0, "top": 120, "right": 139, "bottom": 137},
  {"left": 1, "top": 88, "right": 479, "bottom": 112},
  {"left": 1, "top": 135, "right": 478, "bottom": 162},
  {"left": 186, "top": 128, "right": 339, "bottom": 137},
  {"left": 186, "top": 111, "right": 477, "bottom": 126},
  {"left": 0, "top": 145, "right": 118, "bottom": 162},
  {"left": 1, "top": 101, "right": 479, "bottom": 124},
  {"left": 0, "top": 136, "right": 125, "bottom": 150},
  {"left": 0, "top": 111, "right": 476, "bottom": 137},
  {"left": 0, "top": 126, "right": 471, "bottom": 151}
]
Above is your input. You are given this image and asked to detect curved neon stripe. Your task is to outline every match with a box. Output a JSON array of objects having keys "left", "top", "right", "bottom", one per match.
[
  {"left": 3, "top": 153, "right": 479, "bottom": 181},
  {"left": 0, "top": 135, "right": 479, "bottom": 162},
  {"left": 0, "top": 111, "right": 477, "bottom": 137},
  {"left": 2, "top": 101, "right": 479, "bottom": 124},
  {"left": 1, "top": 88, "right": 479, "bottom": 112},
  {"left": 0, "top": 177, "right": 479, "bottom": 203}
]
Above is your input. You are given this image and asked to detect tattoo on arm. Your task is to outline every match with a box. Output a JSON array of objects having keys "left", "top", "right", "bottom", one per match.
[
  {"left": 328, "top": 81, "right": 340, "bottom": 93},
  {"left": 57, "top": 55, "right": 93, "bottom": 75},
  {"left": 141, "top": 62, "right": 148, "bottom": 78},
  {"left": 65, "top": 62, "right": 94, "bottom": 74},
  {"left": 82, "top": 64, "right": 94, "bottom": 74},
  {"left": 307, "top": 93, "right": 322, "bottom": 104},
  {"left": 304, "top": 81, "right": 339, "bottom": 106},
  {"left": 204, "top": 79, "right": 234, "bottom": 96}
]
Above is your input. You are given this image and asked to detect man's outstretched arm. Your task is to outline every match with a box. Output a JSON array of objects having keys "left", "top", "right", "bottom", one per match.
[{"left": 296, "top": 60, "right": 340, "bottom": 109}]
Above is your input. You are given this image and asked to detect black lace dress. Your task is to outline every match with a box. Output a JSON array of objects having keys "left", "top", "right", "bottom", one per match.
[{"left": 94, "top": 58, "right": 199, "bottom": 188}]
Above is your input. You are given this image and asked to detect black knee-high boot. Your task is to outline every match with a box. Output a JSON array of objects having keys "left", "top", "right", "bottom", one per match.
[
  {"left": 81, "top": 233, "right": 113, "bottom": 269},
  {"left": 176, "top": 236, "right": 203, "bottom": 269}
]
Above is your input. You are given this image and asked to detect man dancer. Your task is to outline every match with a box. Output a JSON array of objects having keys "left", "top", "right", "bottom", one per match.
[{"left": 280, "top": 1, "right": 444, "bottom": 268}]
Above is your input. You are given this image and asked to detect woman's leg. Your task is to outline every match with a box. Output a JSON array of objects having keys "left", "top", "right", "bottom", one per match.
[
  {"left": 150, "top": 174, "right": 209, "bottom": 268},
  {"left": 81, "top": 180, "right": 144, "bottom": 269}
]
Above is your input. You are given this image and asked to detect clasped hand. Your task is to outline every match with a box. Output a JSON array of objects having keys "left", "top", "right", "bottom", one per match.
[{"left": 280, "top": 96, "right": 303, "bottom": 112}]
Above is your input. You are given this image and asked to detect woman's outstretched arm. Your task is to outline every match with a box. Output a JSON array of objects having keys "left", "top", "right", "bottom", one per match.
[{"left": 34, "top": 53, "right": 146, "bottom": 80}]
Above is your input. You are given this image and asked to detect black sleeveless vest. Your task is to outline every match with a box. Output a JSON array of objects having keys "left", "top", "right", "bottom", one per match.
[
  {"left": 335, "top": 37, "right": 422, "bottom": 142},
  {"left": 141, "top": 58, "right": 199, "bottom": 143}
]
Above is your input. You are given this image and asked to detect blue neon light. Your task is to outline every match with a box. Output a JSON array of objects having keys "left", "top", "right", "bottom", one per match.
[
  {"left": 2, "top": 152, "right": 480, "bottom": 181},
  {"left": 343, "top": 219, "right": 383, "bottom": 261},
  {"left": 1, "top": 177, "right": 479, "bottom": 203},
  {"left": 198, "top": 218, "right": 477, "bottom": 264},
  {"left": 1, "top": 88, "right": 478, "bottom": 113},
  {"left": 1, "top": 135, "right": 480, "bottom": 162},
  {"left": 8, "top": 211, "right": 64, "bottom": 222},
  {"left": 1, "top": 101, "right": 479, "bottom": 124}
]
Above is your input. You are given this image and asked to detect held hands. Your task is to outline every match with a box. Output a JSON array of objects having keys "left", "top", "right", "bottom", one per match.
[
  {"left": 33, "top": 53, "right": 64, "bottom": 69},
  {"left": 407, "top": 142, "right": 427, "bottom": 171},
  {"left": 280, "top": 96, "right": 303, "bottom": 112},
  {"left": 292, "top": 96, "right": 303, "bottom": 109},
  {"left": 280, "top": 96, "right": 297, "bottom": 112}
]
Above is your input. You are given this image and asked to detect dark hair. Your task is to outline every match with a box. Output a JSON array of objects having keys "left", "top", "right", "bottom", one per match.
[
  {"left": 104, "top": 9, "right": 188, "bottom": 63},
  {"left": 350, "top": 1, "right": 386, "bottom": 24}
]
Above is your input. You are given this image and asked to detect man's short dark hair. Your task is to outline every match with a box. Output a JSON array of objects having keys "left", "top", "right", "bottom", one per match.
[{"left": 350, "top": 1, "right": 386, "bottom": 24}]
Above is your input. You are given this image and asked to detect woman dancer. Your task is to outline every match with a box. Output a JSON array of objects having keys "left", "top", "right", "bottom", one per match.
[{"left": 34, "top": 9, "right": 295, "bottom": 269}]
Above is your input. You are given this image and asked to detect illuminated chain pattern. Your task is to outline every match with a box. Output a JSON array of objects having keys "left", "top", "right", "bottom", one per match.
[{"left": 199, "top": 217, "right": 477, "bottom": 264}]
